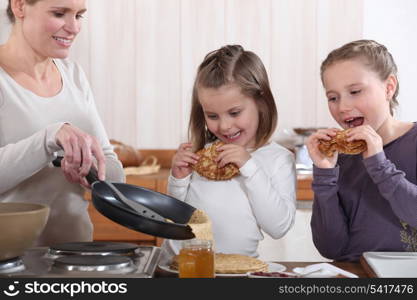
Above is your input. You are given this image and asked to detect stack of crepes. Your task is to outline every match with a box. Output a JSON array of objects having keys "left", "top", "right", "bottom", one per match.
[
  {"left": 170, "top": 252, "right": 268, "bottom": 274},
  {"left": 318, "top": 129, "right": 367, "bottom": 157}
]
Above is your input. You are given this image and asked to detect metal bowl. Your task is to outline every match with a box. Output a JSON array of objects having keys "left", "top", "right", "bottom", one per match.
[{"left": 293, "top": 127, "right": 320, "bottom": 137}]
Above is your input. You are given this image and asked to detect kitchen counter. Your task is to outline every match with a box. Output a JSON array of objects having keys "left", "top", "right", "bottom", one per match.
[
  {"left": 296, "top": 173, "right": 313, "bottom": 201},
  {"left": 154, "top": 261, "right": 368, "bottom": 278},
  {"left": 296, "top": 173, "right": 313, "bottom": 209}
]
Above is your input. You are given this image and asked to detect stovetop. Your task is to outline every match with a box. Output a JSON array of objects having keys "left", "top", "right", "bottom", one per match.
[{"left": 0, "top": 245, "right": 161, "bottom": 278}]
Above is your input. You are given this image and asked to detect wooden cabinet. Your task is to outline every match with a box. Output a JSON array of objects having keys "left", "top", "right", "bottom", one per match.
[
  {"left": 85, "top": 168, "right": 170, "bottom": 246},
  {"left": 296, "top": 174, "right": 313, "bottom": 201},
  {"left": 126, "top": 169, "right": 170, "bottom": 195}
]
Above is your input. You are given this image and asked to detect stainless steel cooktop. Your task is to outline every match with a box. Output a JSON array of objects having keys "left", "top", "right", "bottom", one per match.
[{"left": 0, "top": 242, "right": 161, "bottom": 278}]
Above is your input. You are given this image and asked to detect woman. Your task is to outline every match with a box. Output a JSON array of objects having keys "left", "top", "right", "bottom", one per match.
[{"left": 0, "top": 0, "right": 124, "bottom": 245}]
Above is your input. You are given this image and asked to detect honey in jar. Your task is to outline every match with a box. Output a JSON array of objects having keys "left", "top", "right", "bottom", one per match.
[{"left": 178, "top": 239, "right": 214, "bottom": 278}]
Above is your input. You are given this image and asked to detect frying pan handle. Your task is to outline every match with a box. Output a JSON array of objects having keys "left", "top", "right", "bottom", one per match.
[
  {"left": 52, "top": 156, "right": 99, "bottom": 184},
  {"left": 52, "top": 156, "right": 63, "bottom": 168}
]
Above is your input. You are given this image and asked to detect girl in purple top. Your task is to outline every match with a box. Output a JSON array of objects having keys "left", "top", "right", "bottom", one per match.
[{"left": 306, "top": 40, "right": 417, "bottom": 261}]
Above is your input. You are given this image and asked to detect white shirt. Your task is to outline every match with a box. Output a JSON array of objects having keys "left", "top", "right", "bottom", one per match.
[
  {"left": 165, "top": 142, "right": 296, "bottom": 257},
  {"left": 0, "top": 59, "right": 124, "bottom": 245}
]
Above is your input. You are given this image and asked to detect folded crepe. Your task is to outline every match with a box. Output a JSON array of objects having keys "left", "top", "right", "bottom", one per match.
[
  {"left": 193, "top": 141, "right": 239, "bottom": 180},
  {"left": 318, "top": 129, "right": 367, "bottom": 157}
]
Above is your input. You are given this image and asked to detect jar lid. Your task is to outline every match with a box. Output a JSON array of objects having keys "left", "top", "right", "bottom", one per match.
[{"left": 181, "top": 238, "right": 212, "bottom": 249}]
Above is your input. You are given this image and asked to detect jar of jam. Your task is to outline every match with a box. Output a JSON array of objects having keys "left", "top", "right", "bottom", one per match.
[{"left": 178, "top": 239, "right": 215, "bottom": 278}]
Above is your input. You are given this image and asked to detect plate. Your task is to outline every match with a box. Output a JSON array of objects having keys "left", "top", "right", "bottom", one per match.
[
  {"left": 157, "top": 262, "right": 285, "bottom": 278},
  {"left": 363, "top": 252, "right": 417, "bottom": 278}
]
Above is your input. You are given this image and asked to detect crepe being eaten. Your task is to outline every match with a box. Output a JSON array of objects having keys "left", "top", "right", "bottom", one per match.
[
  {"left": 318, "top": 129, "right": 367, "bottom": 157},
  {"left": 192, "top": 141, "right": 240, "bottom": 181}
]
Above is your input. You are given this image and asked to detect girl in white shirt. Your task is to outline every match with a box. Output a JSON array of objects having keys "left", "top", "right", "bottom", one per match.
[{"left": 165, "top": 45, "right": 296, "bottom": 257}]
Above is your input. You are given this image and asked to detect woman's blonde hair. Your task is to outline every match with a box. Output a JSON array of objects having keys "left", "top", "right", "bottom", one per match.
[
  {"left": 320, "top": 39, "right": 399, "bottom": 115},
  {"left": 7, "top": 0, "right": 41, "bottom": 23},
  {"left": 189, "top": 45, "right": 277, "bottom": 150}
]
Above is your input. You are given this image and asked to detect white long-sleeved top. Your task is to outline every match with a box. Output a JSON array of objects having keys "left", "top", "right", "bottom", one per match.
[
  {"left": 165, "top": 141, "right": 296, "bottom": 257},
  {"left": 0, "top": 59, "right": 124, "bottom": 246}
]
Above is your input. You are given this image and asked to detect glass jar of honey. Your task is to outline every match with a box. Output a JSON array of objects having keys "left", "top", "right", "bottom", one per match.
[{"left": 178, "top": 239, "right": 215, "bottom": 278}]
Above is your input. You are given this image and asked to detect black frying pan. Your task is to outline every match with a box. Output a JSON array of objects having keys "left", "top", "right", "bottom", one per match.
[{"left": 53, "top": 157, "right": 196, "bottom": 240}]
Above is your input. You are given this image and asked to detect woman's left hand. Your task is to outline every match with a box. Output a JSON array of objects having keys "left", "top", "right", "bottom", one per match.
[
  {"left": 346, "top": 125, "right": 383, "bottom": 158},
  {"left": 60, "top": 157, "right": 90, "bottom": 188},
  {"left": 216, "top": 143, "right": 251, "bottom": 168}
]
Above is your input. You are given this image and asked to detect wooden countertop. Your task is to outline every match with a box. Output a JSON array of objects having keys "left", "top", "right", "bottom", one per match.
[
  {"left": 154, "top": 261, "right": 368, "bottom": 278},
  {"left": 126, "top": 168, "right": 170, "bottom": 194}
]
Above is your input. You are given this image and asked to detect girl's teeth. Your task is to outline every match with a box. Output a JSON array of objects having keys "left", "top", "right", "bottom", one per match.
[
  {"left": 228, "top": 132, "right": 240, "bottom": 139},
  {"left": 345, "top": 117, "right": 364, "bottom": 128}
]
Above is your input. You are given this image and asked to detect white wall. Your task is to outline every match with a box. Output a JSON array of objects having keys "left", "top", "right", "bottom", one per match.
[
  {"left": 79, "top": 0, "right": 364, "bottom": 148},
  {"left": 258, "top": 209, "right": 330, "bottom": 262},
  {"left": 0, "top": 0, "right": 362, "bottom": 148},
  {"left": 1, "top": 0, "right": 416, "bottom": 149},
  {"left": 0, "top": 1, "right": 10, "bottom": 43},
  {"left": 363, "top": 0, "right": 417, "bottom": 122}
]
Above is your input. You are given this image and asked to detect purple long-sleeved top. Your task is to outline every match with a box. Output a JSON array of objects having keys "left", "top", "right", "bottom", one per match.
[{"left": 311, "top": 123, "right": 417, "bottom": 261}]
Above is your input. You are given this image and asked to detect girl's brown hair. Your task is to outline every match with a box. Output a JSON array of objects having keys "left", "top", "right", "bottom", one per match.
[
  {"left": 189, "top": 45, "right": 277, "bottom": 150},
  {"left": 320, "top": 39, "right": 399, "bottom": 116},
  {"left": 7, "top": 0, "right": 41, "bottom": 23}
]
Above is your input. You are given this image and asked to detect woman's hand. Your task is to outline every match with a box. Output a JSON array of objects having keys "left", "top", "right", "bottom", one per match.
[
  {"left": 306, "top": 128, "right": 339, "bottom": 168},
  {"left": 60, "top": 157, "right": 90, "bottom": 188},
  {"left": 216, "top": 143, "right": 251, "bottom": 168},
  {"left": 171, "top": 143, "right": 199, "bottom": 179},
  {"left": 346, "top": 125, "right": 383, "bottom": 158},
  {"left": 55, "top": 124, "right": 106, "bottom": 188}
]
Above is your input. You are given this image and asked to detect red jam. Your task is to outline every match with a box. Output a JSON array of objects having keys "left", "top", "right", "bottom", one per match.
[{"left": 250, "top": 271, "right": 298, "bottom": 278}]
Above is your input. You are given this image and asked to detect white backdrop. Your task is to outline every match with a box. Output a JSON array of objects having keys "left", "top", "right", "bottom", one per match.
[
  {"left": 363, "top": 0, "right": 417, "bottom": 124},
  {"left": 1, "top": 0, "right": 415, "bottom": 149},
  {"left": 73, "top": 0, "right": 363, "bottom": 148}
]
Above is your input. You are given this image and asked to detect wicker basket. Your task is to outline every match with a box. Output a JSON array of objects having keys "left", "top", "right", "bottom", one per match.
[{"left": 123, "top": 155, "right": 161, "bottom": 176}]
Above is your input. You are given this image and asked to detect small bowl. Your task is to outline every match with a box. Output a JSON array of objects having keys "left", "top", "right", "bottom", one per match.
[{"left": 0, "top": 202, "right": 49, "bottom": 261}]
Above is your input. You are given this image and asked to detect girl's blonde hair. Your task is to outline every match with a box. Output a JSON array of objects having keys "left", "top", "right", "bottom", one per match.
[
  {"left": 189, "top": 45, "right": 277, "bottom": 150},
  {"left": 321, "top": 39, "right": 399, "bottom": 116}
]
